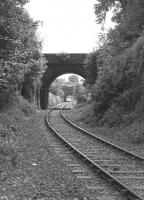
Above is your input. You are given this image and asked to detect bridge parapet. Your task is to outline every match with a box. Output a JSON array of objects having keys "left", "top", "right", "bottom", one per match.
[{"left": 44, "top": 53, "right": 87, "bottom": 64}]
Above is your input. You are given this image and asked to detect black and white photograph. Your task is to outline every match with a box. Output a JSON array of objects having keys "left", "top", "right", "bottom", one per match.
[{"left": 0, "top": 0, "right": 144, "bottom": 199}]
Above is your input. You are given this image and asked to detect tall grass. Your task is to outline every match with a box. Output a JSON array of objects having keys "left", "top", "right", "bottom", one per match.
[{"left": 0, "top": 91, "right": 37, "bottom": 175}]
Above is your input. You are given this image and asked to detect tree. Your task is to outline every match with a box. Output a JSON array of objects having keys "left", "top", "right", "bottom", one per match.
[
  {"left": 61, "top": 84, "right": 73, "bottom": 102},
  {"left": 74, "top": 83, "right": 86, "bottom": 104},
  {"left": 0, "top": 0, "right": 45, "bottom": 88},
  {"left": 86, "top": 0, "right": 144, "bottom": 124},
  {"left": 95, "top": 0, "right": 144, "bottom": 45},
  {"left": 49, "top": 78, "right": 66, "bottom": 95},
  {"left": 94, "top": 0, "right": 122, "bottom": 24},
  {"left": 0, "top": 0, "right": 29, "bottom": 88},
  {"left": 0, "top": 0, "right": 46, "bottom": 106},
  {"left": 84, "top": 53, "right": 98, "bottom": 86},
  {"left": 68, "top": 74, "right": 79, "bottom": 84}
]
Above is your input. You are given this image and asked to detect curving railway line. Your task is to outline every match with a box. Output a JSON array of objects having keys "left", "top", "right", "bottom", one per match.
[{"left": 46, "top": 103, "right": 144, "bottom": 200}]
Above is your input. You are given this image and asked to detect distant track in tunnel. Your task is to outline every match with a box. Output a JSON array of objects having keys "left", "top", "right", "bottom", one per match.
[{"left": 46, "top": 103, "right": 144, "bottom": 200}]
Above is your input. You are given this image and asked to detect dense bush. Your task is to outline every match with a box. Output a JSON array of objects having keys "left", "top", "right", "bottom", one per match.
[
  {"left": 0, "top": 88, "right": 37, "bottom": 116},
  {"left": 0, "top": 124, "right": 18, "bottom": 168},
  {"left": 0, "top": 0, "right": 46, "bottom": 107},
  {"left": 74, "top": 83, "right": 87, "bottom": 104},
  {"left": 84, "top": 53, "right": 98, "bottom": 86},
  {"left": 0, "top": 93, "right": 37, "bottom": 176},
  {"left": 48, "top": 93, "right": 63, "bottom": 107},
  {"left": 90, "top": 35, "right": 144, "bottom": 125},
  {"left": 83, "top": 1, "right": 144, "bottom": 126},
  {"left": 0, "top": 88, "right": 16, "bottom": 111}
]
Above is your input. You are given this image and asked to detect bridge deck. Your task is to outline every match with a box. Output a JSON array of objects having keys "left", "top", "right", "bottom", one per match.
[{"left": 44, "top": 53, "right": 87, "bottom": 64}]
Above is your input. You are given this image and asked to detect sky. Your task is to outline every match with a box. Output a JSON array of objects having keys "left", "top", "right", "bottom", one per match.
[{"left": 25, "top": 0, "right": 115, "bottom": 53}]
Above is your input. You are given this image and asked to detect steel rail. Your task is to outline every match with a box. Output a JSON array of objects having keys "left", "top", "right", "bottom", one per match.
[
  {"left": 61, "top": 105, "right": 144, "bottom": 162},
  {"left": 46, "top": 104, "right": 143, "bottom": 200}
]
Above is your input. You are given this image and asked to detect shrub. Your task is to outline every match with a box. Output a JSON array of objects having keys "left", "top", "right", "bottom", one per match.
[
  {"left": 0, "top": 88, "right": 16, "bottom": 111},
  {"left": 100, "top": 104, "right": 127, "bottom": 126},
  {"left": 0, "top": 90, "right": 36, "bottom": 116},
  {"left": 48, "top": 93, "right": 62, "bottom": 107},
  {"left": 0, "top": 125, "right": 18, "bottom": 168},
  {"left": 92, "top": 35, "right": 144, "bottom": 125},
  {"left": 74, "top": 84, "right": 87, "bottom": 104},
  {"left": 120, "top": 121, "right": 144, "bottom": 144},
  {"left": 16, "top": 96, "right": 36, "bottom": 117}
]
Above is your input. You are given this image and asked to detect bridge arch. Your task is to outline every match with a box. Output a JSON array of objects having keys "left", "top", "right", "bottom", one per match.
[{"left": 40, "top": 53, "right": 87, "bottom": 109}]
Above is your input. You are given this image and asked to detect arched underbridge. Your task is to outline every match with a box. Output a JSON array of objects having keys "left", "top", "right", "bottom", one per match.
[{"left": 40, "top": 53, "right": 87, "bottom": 109}]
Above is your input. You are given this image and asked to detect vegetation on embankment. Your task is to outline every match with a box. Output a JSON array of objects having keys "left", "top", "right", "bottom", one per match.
[
  {"left": 0, "top": 0, "right": 46, "bottom": 107},
  {"left": 0, "top": 92, "right": 36, "bottom": 177},
  {"left": 0, "top": 95, "right": 88, "bottom": 199},
  {"left": 49, "top": 92, "right": 63, "bottom": 107},
  {"left": 83, "top": 1, "right": 144, "bottom": 127},
  {"left": 67, "top": 1, "right": 144, "bottom": 150},
  {"left": 65, "top": 103, "right": 144, "bottom": 157}
]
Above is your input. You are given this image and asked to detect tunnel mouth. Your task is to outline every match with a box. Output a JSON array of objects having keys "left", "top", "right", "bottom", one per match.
[
  {"left": 40, "top": 62, "right": 86, "bottom": 109},
  {"left": 40, "top": 71, "right": 85, "bottom": 109}
]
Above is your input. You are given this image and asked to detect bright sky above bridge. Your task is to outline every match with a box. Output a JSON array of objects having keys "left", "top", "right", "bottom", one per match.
[{"left": 25, "top": 0, "right": 115, "bottom": 53}]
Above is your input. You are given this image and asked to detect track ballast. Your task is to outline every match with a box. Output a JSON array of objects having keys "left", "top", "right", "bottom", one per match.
[{"left": 46, "top": 104, "right": 144, "bottom": 200}]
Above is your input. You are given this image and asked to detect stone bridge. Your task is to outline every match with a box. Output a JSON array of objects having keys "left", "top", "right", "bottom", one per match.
[{"left": 40, "top": 53, "right": 87, "bottom": 109}]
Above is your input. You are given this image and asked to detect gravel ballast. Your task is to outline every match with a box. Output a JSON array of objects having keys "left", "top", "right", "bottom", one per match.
[{"left": 0, "top": 111, "right": 88, "bottom": 200}]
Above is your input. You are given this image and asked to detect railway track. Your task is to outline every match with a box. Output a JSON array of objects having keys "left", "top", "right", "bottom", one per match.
[{"left": 46, "top": 104, "right": 144, "bottom": 200}]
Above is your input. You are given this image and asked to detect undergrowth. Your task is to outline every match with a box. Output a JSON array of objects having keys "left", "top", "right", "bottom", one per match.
[
  {"left": 0, "top": 90, "right": 36, "bottom": 176},
  {"left": 67, "top": 103, "right": 144, "bottom": 147},
  {"left": 91, "top": 35, "right": 144, "bottom": 126},
  {"left": 48, "top": 92, "right": 63, "bottom": 107}
]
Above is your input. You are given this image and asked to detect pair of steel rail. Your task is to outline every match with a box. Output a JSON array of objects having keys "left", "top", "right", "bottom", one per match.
[{"left": 46, "top": 104, "right": 144, "bottom": 200}]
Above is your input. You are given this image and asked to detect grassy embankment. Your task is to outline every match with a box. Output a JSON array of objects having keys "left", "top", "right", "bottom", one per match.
[
  {"left": 66, "top": 102, "right": 144, "bottom": 156},
  {"left": 0, "top": 92, "right": 88, "bottom": 199},
  {"left": 0, "top": 90, "right": 62, "bottom": 176},
  {"left": 0, "top": 91, "right": 36, "bottom": 175}
]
